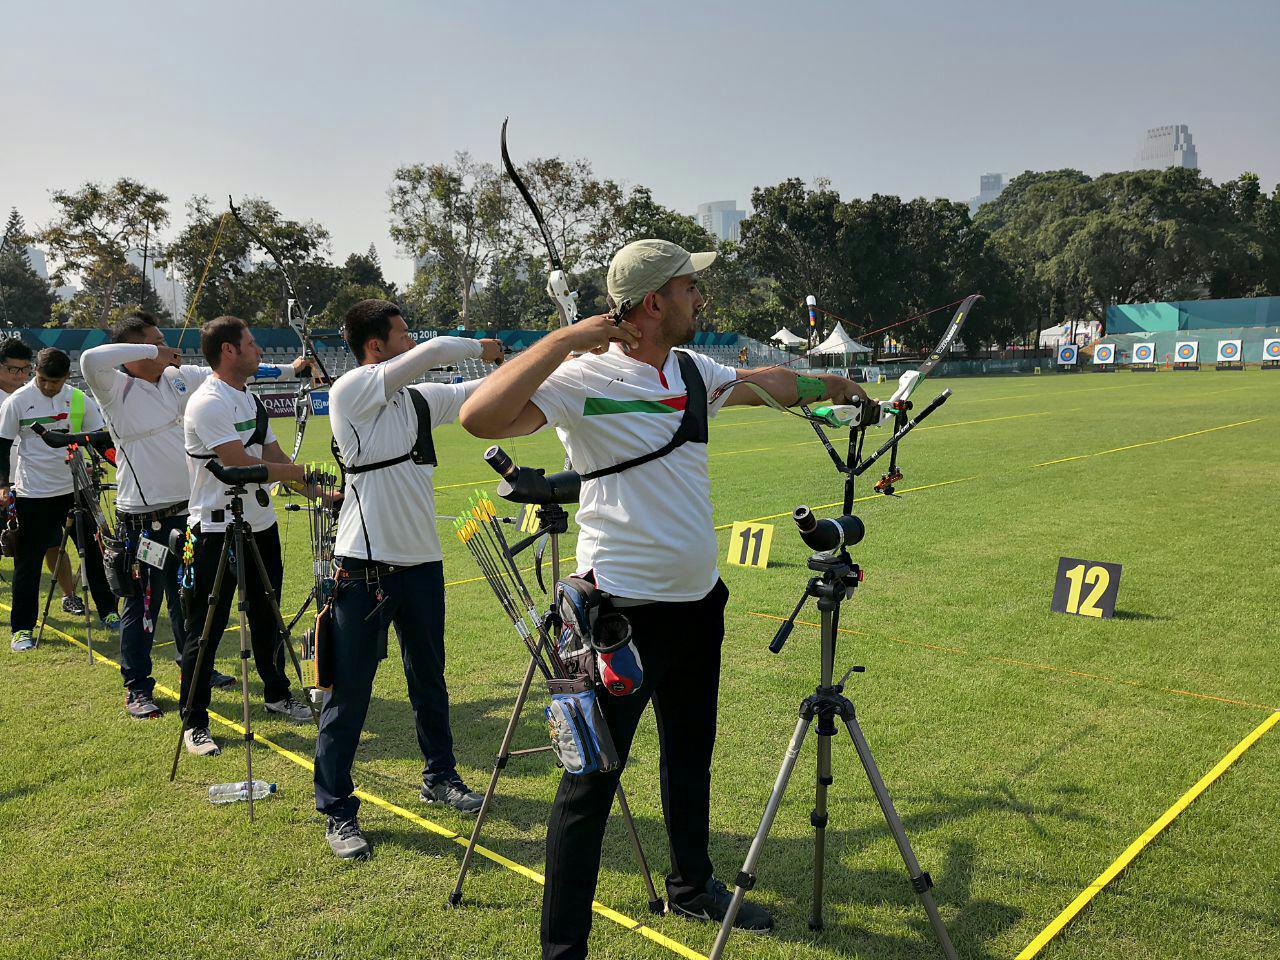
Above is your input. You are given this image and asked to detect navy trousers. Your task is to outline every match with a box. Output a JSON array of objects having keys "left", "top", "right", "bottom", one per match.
[
  {"left": 116, "top": 512, "right": 189, "bottom": 697},
  {"left": 314, "top": 559, "right": 458, "bottom": 821}
]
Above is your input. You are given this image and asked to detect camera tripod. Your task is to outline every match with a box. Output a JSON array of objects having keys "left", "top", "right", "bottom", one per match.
[
  {"left": 709, "top": 388, "right": 960, "bottom": 960},
  {"left": 168, "top": 466, "right": 316, "bottom": 821},
  {"left": 449, "top": 448, "right": 663, "bottom": 914},
  {"left": 35, "top": 442, "right": 111, "bottom": 660}
]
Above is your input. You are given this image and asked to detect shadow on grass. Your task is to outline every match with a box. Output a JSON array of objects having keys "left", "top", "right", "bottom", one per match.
[{"left": 1112, "top": 609, "right": 1164, "bottom": 622}]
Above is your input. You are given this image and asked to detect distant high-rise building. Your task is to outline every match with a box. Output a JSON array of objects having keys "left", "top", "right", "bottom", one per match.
[
  {"left": 696, "top": 201, "right": 746, "bottom": 243},
  {"left": 1134, "top": 125, "right": 1198, "bottom": 170},
  {"left": 968, "top": 173, "right": 1006, "bottom": 215},
  {"left": 23, "top": 245, "right": 76, "bottom": 301},
  {"left": 126, "top": 248, "right": 187, "bottom": 317}
]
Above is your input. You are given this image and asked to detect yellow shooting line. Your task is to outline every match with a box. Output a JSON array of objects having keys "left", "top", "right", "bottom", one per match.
[
  {"left": 1014, "top": 710, "right": 1280, "bottom": 960},
  {"left": 1034, "top": 418, "right": 1263, "bottom": 467},
  {"left": 2, "top": 602, "right": 708, "bottom": 960}
]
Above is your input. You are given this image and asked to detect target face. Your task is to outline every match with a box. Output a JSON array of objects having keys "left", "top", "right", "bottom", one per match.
[
  {"left": 1217, "top": 340, "right": 1241, "bottom": 361},
  {"left": 1176, "top": 342, "right": 1198, "bottom": 361},
  {"left": 1058, "top": 344, "right": 1077, "bottom": 365},
  {"left": 1265, "top": 339, "right": 1280, "bottom": 359},
  {"left": 1133, "top": 343, "right": 1154, "bottom": 363},
  {"left": 1093, "top": 344, "right": 1115, "bottom": 364}
]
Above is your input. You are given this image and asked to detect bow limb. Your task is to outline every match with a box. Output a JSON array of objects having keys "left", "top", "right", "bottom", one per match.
[{"left": 500, "top": 119, "right": 578, "bottom": 328}]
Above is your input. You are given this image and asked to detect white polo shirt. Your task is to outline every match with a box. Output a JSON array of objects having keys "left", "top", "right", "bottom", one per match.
[
  {"left": 81, "top": 342, "right": 211, "bottom": 513},
  {"left": 0, "top": 380, "right": 106, "bottom": 498},
  {"left": 331, "top": 362, "right": 473, "bottom": 565},
  {"left": 531, "top": 345, "right": 738, "bottom": 602},
  {"left": 184, "top": 377, "right": 278, "bottom": 533}
]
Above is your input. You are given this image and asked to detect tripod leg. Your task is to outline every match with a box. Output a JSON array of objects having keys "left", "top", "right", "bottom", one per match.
[
  {"left": 34, "top": 521, "right": 72, "bottom": 649},
  {"left": 169, "top": 540, "right": 232, "bottom": 782},
  {"left": 244, "top": 532, "right": 315, "bottom": 721},
  {"left": 73, "top": 509, "right": 92, "bottom": 664},
  {"left": 614, "top": 782, "right": 663, "bottom": 914},
  {"left": 449, "top": 654, "right": 540, "bottom": 907},
  {"left": 810, "top": 720, "right": 834, "bottom": 930},
  {"left": 842, "top": 714, "right": 958, "bottom": 960},
  {"left": 708, "top": 714, "right": 813, "bottom": 960},
  {"left": 233, "top": 523, "right": 256, "bottom": 823}
]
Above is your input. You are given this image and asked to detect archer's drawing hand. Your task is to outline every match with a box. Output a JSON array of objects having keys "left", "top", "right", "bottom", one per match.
[{"left": 562, "top": 314, "right": 641, "bottom": 355}]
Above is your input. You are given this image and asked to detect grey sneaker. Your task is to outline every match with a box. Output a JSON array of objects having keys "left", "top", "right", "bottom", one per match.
[
  {"left": 126, "top": 691, "right": 163, "bottom": 719},
  {"left": 326, "top": 816, "right": 371, "bottom": 860},
  {"left": 265, "top": 696, "right": 312, "bottom": 722},
  {"left": 10, "top": 630, "right": 35, "bottom": 652},
  {"left": 668, "top": 877, "right": 774, "bottom": 934},
  {"left": 420, "top": 778, "right": 483, "bottom": 815},
  {"left": 183, "top": 726, "right": 221, "bottom": 756},
  {"left": 211, "top": 670, "right": 237, "bottom": 689},
  {"left": 61, "top": 595, "right": 86, "bottom": 616}
]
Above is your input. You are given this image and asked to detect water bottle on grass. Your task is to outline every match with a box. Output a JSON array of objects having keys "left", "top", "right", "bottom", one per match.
[{"left": 208, "top": 780, "right": 278, "bottom": 804}]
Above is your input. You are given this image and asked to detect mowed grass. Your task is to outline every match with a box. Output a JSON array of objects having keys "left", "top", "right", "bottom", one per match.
[{"left": 1, "top": 367, "right": 1277, "bottom": 960}]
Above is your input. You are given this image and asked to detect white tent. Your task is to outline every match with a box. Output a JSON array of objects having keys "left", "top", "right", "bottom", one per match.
[
  {"left": 810, "top": 322, "right": 871, "bottom": 355},
  {"left": 769, "top": 327, "right": 806, "bottom": 347}
]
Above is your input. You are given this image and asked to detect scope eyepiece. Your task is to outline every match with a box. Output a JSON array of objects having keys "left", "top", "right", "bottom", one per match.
[
  {"left": 793, "top": 506, "right": 864, "bottom": 554},
  {"left": 484, "top": 445, "right": 517, "bottom": 479}
]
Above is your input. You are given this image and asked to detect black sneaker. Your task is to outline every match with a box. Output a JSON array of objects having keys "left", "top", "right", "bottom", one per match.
[
  {"left": 668, "top": 877, "right": 774, "bottom": 934},
  {"left": 61, "top": 595, "right": 87, "bottom": 616},
  {"left": 125, "top": 691, "right": 163, "bottom": 719},
  {"left": 419, "top": 778, "right": 483, "bottom": 815},
  {"left": 210, "top": 670, "right": 237, "bottom": 689},
  {"left": 326, "top": 816, "right": 371, "bottom": 860}
]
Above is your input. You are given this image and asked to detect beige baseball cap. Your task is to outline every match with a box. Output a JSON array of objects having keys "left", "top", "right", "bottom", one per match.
[{"left": 607, "top": 239, "right": 716, "bottom": 313}]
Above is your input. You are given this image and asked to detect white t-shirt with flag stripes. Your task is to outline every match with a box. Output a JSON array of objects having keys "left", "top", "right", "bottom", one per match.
[
  {"left": 183, "top": 377, "right": 278, "bottom": 533},
  {"left": 531, "top": 345, "right": 738, "bottom": 603},
  {"left": 0, "top": 380, "right": 106, "bottom": 498}
]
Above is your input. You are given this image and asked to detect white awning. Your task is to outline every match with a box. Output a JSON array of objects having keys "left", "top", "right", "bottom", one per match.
[
  {"left": 810, "top": 322, "right": 872, "bottom": 355},
  {"left": 769, "top": 327, "right": 806, "bottom": 346}
]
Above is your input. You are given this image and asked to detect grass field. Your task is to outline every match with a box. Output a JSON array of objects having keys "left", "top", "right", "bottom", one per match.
[{"left": 1, "top": 367, "right": 1277, "bottom": 960}]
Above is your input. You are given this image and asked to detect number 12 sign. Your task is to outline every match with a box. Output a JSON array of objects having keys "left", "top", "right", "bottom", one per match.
[{"left": 1052, "top": 557, "right": 1123, "bottom": 619}]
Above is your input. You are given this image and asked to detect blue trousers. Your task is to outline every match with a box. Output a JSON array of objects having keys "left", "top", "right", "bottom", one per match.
[
  {"left": 313, "top": 559, "right": 458, "bottom": 821},
  {"left": 117, "top": 512, "right": 189, "bottom": 696}
]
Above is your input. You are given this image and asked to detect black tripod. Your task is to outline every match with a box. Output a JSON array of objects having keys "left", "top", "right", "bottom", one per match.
[
  {"left": 449, "top": 448, "right": 663, "bottom": 914},
  {"left": 709, "top": 390, "right": 960, "bottom": 960},
  {"left": 168, "top": 463, "right": 316, "bottom": 821},
  {"left": 34, "top": 443, "right": 109, "bottom": 660}
]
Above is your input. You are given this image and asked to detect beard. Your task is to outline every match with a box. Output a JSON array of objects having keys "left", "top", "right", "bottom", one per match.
[{"left": 661, "top": 313, "right": 696, "bottom": 347}]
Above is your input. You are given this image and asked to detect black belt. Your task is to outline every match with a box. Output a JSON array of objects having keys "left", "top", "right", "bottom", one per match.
[
  {"left": 119, "top": 502, "right": 189, "bottom": 526},
  {"left": 334, "top": 557, "right": 412, "bottom": 579}
]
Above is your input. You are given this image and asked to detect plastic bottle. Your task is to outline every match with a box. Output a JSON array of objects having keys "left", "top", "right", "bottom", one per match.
[{"left": 208, "top": 780, "right": 278, "bottom": 804}]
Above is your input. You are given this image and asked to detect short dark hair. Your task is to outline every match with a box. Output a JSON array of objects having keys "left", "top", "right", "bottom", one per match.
[
  {"left": 110, "top": 310, "right": 160, "bottom": 344},
  {"left": 35, "top": 347, "right": 70, "bottom": 379},
  {"left": 0, "top": 337, "right": 33, "bottom": 364},
  {"left": 201, "top": 316, "right": 248, "bottom": 368},
  {"left": 343, "top": 299, "right": 402, "bottom": 362}
]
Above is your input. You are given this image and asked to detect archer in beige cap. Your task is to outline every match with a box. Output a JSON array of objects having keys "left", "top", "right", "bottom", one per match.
[{"left": 605, "top": 239, "right": 716, "bottom": 359}]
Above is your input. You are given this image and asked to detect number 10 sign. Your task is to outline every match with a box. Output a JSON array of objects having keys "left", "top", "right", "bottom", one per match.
[{"left": 1051, "top": 557, "right": 1123, "bottom": 619}]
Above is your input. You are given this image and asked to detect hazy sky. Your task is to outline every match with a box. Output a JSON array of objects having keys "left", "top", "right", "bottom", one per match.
[{"left": 4, "top": 0, "right": 1278, "bottom": 289}]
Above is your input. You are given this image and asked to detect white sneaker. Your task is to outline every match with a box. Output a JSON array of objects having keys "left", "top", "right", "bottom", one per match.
[{"left": 184, "top": 727, "right": 221, "bottom": 756}]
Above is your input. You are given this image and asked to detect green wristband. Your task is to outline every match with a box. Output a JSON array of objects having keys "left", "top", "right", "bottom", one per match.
[{"left": 796, "top": 375, "right": 825, "bottom": 403}]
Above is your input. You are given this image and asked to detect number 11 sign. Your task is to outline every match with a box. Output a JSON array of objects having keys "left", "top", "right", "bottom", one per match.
[
  {"left": 1051, "top": 557, "right": 1123, "bottom": 619},
  {"left": 726, "top": 521, "right": 775, "bottom": 569}
]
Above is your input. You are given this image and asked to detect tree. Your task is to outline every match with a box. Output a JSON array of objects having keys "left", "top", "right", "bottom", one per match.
[
  {"left": 0, "top": 209, "right": 57, "bottom": 328},
  {"left": 162, "top": 196, "right": 333, "bottom": 326},
  {"left": 389, "top": 154, "right": 510, "bottom": 328},
  {"left": 37, "top": 178, "right": 170, "bottom": 326}
]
